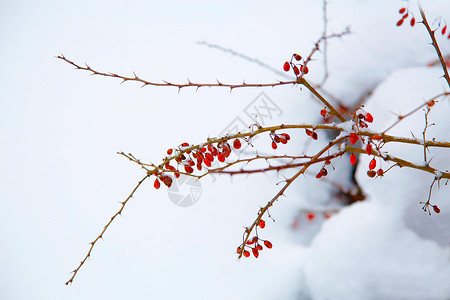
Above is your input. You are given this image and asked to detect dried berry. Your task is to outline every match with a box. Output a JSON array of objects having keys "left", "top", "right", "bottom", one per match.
[
  {"left": 433, "top": 205, "right": 441, "bottom": 214},
  {"left": 293, "top": 66, "right": 300, "bottom": 75},
  {"left": 367, "top": 170, "right": 376, "bottom": 178},
  {"left": 293, "top": 53, "right": 302, "bottom": 61}
]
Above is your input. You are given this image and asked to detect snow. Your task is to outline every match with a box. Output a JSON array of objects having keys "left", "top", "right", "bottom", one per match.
[{"left": 1, "top": 0, "right": 450, "bottom": 300}]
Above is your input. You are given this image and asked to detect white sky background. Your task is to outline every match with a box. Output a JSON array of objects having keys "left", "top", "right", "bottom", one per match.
[{"left": 1, "top": 0, "right": 449, "bottom": 299}]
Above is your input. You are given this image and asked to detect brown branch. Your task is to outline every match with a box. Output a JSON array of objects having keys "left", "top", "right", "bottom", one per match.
[
  {"left": 381, "top": 92, "right": 449, "bottom": 134},
  {"left": 210, "top": 151, "right": 345, "bottom": 176},
  {"left": 65, "top": 174, "right": 150, "bottom": 285},
  {"left": 346, "top": 146, "right": 450, "bottom": 179},
  {"left": 419, "top": 6, "right": 450, "bottom": 88},
  {"left": 56, "top": 54, "right": 296, "bottom": 90},
  {"left": 237, "top": 136, "right": 348, "bottom": 259}
]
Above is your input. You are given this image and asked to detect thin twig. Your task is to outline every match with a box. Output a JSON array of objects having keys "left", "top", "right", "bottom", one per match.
[{"left": 65, "top": 174, "right": 150, "bottom": 285}]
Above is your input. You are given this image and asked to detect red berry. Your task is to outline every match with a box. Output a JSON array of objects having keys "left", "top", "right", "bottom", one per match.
[
  {"left": 397, "top": 19, "right": 404, "bottom": 26},
  {"left": 433, "top": 205, "right": 441, "bottom": 214},
  {"left": 274, "top": 135, "right": 280, "bottom": 143},
  {"left": 236, "top": 247, "right": 241, "bottom": 254},
  {"left": 181, "top": 142, "right": 189, "bottom": 147},
  {"left": 321, "top": 168, "right": 328, "bottom": 176},
  {"left": 316, "top": 171, "right": 323, "bottom": 179},
  {"left": 366, "top": 144, "right": 372, "bottom": 155},
  {"left": 399, "top": 8, "right": 406, "bottom": 14},
  {"left": 442, "top": 26, "right": 447, "bottom": 35},
  {"left": 377, "top": 169, "right": 384, "bottom": 177},
  {"left": 154, "top": 179, "right": 160, "bottom": 189},
  {"left": 272, "top": 141, "right": 277, "bottom": 149},
  {"left": 264, "top": 240, "right": 272, "bottom": 249},
  {"left": 349, "top": 132, "right": 359, "bottom": 144},
  {"left": 252, "top": 247, "right": 259, "bottom": 258},
  {"left": 256, "top": 244, "right": 263, "bottom": 251},
  {"left": 305, "top": 129, "right": 312, "bottom": 136},
  {"left": 218, "top": 153, "right": 225, "bottom": 162},
  {"left": 311, "top": 132, "right": 318, "bottom": 140},
  {"left": 300, "top": 65, "right": 309, "bottom": 74},
  {"left": 205, "top": 153, "right": 214, "bottom": 162},
  {"left": 320, "top": 109, "right": 327, "bottom": 117},
  {"left": 280, "top": 138, "right": 287, "bottom": 144},
  {"left": 196, "top": 163, "right": 202, "bottom": 171},
  {"left": 283, "top": 61, "right": 290, "bottom": 72},
  {"left": 188, "top": 160, "right": 195, "bottom": 166},
  {"left": 184, "top": 165, "right": 194, "bottom": 173},
  {"left": 369, "top": 159, "right": 376, "bottom": 170},
  {"left": 350, "top": 153, "right": 357, "bottom": 165},
  {"left": 410, "top": 17, "right": 416, "bottom": 27},
  {"left": 307, "top": 212, "right": 315, "bottom": 221},
  {"left": 293, "top": 54, "right": 302, "bottom": 61},
  {"left": 365, "top": 113, "right": 373, "bottom": 123},
  {"left": 167, "top": 149, "right": 173, "bottom": 155},
  {"left": 204, "top": 159, "right": 211, "bottom": 167},
  {"left": 281, "top": 133, "right": 290, "bottom": 140},
  {"left": 175, "top": 172, "right": 180, "bottom": 178},
  {"left": 233, "top": 139, "right": 241, "bottom": 149},
  {"left": 372, "top": 135, "right": 382, "bottom": 141},
  {"left": 293, "top": 66, "right": 300, "bottom": 75},
  {"left": 243, "top": 250, "right": 250, "bottom": 257},
  {"left": 258, "top": 219, "right": 266, "bottom": 229}
]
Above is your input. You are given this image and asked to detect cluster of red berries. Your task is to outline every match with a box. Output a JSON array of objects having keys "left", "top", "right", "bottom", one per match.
[
  {"left": 305, "top": 128, "right": 318, "bottom": 140},
  {"left": 397, "top": 7, "right": 416, "bottom": 27},
  {"left": 347, "top": 108, "right": 375, "bottom": 166},
  {"left": 283, "top": 53, "right": 309, "bottom": 76},
  {"left": 154, "top": 139, "right": 243, "bottom": 189},
  {"left": 270, "top": 132, "right": 291, "bottom": 149},
  {"left": 356, "top": 108, "right": 373, "bottom": 128},
  {"left": 238, "top": 220, "right": 272, "bottom": 258}
]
